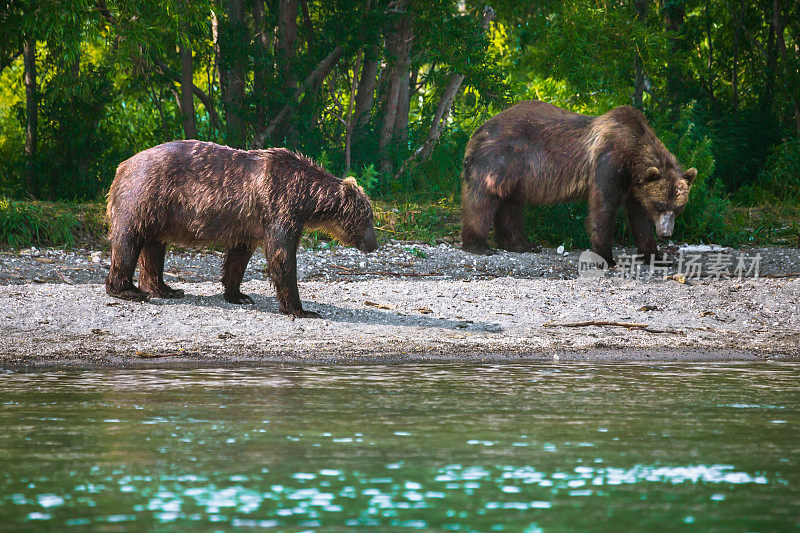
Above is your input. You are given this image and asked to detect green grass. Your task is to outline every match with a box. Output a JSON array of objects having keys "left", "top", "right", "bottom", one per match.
[
  {"left": 1, "top": 196, "right": 797, "bottom": 250},
  {"left": 0, "top": 199, "right": 105, "bottom": 249}
]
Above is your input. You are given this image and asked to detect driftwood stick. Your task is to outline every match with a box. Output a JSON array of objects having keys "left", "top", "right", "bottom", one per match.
[
  {"left": 544, "top": 320, "right": 684, "bottom": 334},
  {"left": 543, "top": 321, "right": 650, "bottom": 329},
  {"left": 331, "top": 264, "right": 441, "bottom": 277}
]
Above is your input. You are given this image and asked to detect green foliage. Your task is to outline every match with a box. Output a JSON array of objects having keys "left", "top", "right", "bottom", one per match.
[
  {"left": 353, "top": 163, "right": 379, "bottom": 196},
  {"left": 518, "top": 0, "right": 669, "bottom": 107},
  {"left": 685, "top": 105, "right": 780, "bottom": 193},
  {"left": 0, "top": 198, "right": 80, "bottom": 248},
  {"left": 1, "top": 0, "right": 799, "bottom": 247},
  {"left": 655, "top": 103, "right": 731, "bottom": 244},
  {"left": 0, "top": 112, "right": 23, "bottom": 197},
  {"left": 28, "top": 62, "right": 117, "bottom": 199},
  {"left": 404, "top": 246, "right": 426, "bottom": 259},
  {"left": 737, "top": 138, "right": 800, "bottom": 204},
  {"left": 525, "top": 203, "right": 591, "bottom": 250}
]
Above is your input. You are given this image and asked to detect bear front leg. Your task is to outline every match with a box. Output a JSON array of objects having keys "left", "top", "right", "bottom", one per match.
[
  {"left": 222, "top": 243, "right": 256, "bottom": 304},
  {"left": 625, "top": 198, "right": 661, "bottom": 263},
  {"left": 266, "top": 227, "right": 320, "bottom": 319},
  {"left": 587, "top": 190, "right": 620, "bottom": 267}
]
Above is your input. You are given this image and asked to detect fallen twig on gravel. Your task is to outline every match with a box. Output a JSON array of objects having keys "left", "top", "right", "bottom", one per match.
[
  {"left": 331, "top": 264, "right": 442, "bottom": 277},
  {"left": 544, "top": 320, "right": 650, "bottom": 329},
  {"left": 543, "top": 320, "right": 683, "bottom": 335},
  {"left": 364, "top": 300, "right": 395, "bottom": 310}
]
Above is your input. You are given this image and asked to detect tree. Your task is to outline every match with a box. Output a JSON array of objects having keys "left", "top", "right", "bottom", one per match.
[
  {"left": 378, "top": 2, "right": 414, "bottom": 175},
  {"left": 179, "top": 42, "right": 197, "bottom": 139}
]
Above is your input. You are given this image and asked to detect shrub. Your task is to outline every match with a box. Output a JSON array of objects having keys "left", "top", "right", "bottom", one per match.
[
  {"left": 654, "top": 103, "right": 735, "bottom": 245},
  {"left": 736, "top": 138, "right": 800, "bottom": 204}
]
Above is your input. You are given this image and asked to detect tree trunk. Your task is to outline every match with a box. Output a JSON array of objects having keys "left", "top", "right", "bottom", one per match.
[
  {"left": 353, "top": 45, "right": 379, "bottom": 132},
  {"left": 378, "top": 5, "right": 413, "bottom": 175},
  {"left": 764, "top": 4, "right": 776, "bottom": 111},
  {"left": 731, "top": 0, "right": 741, "bottom": 113},
  {"left": 252, "top": 0, "right": 270, "bottom": 131},
  {"left": 23, "top": 35, "right": 37, "bottom": 198},
  {"left": 773, "top": 0, "right": 800, "bottom": 135},
  {"left": 299, "top": 0, "right": 315, "bottom": 42},
  {"left": 344, "top": 52, "right": 363, "bottom": 173},
  {"left": 662, "top": 0, "right": 685, "bottom": 106},
  {"left": 632, "top": 0, "right": 647, "bottom": 109},
  {"left": 179, "top": 43, "right": 197, "bottom": 139},
  {"left": 704, "top": 1, "right": 715, "bottom": 103},
  {"left": 393, "top": 67, "right": 417, "bottom": 146},
  {"left": 393, "top": 6, "right": 495, "bottom": 179},
  {"left": 274, "top": 0, "right": 298, "bottom": 145},
  {"left": 251, "top": 46, "right": 344, "bottom": 148},
  {"left": 212, "top": 7, "right": 224, "bottom": 114},
  {"left": 220, "top": 0, "right": 246, "bottom": 147}
]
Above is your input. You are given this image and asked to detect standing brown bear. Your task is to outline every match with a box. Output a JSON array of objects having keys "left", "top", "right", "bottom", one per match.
[
  {"left": 461, "top": 100, "right": 696, "bottom": 265},
  {"left": 106, "top": 140, "right": 377, "bottom": 318}
]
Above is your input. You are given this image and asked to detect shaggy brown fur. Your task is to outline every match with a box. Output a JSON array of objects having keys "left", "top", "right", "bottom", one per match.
[
  {"left": 106, "top": 140, "right": 377, "bottom": 317},
  {"left": 461, "top": 100, "right": 696, "bottom": 265}
]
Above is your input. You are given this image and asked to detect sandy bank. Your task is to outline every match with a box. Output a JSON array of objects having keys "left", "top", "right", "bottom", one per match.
[{"left": 2, "top": 270, "right": 799, "bottom": 367}]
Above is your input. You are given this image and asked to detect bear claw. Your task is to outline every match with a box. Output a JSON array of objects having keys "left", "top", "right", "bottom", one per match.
[
  {"left": 108, "top": 288, "right": 151, "bottom": 302},
  {"left": 462, "top": 243, "right": 497, "bottom": 256},
  {"left": 152, "top": 288, "right": 185, "bottom": 299},
  {"left": 294, "top": 310, "right": 322, "bottom": 319},
  {"left": 225, "top": 293, "right": 255, "bottom": 305},
  {"left": 281, "top": 308, "right": 321, "bottom": 319}
]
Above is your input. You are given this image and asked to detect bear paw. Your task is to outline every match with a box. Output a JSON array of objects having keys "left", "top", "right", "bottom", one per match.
[
  {"left": 281, "top": 308, "right": 321, "bottom": 319},
  {"left": 224, "top": 292, "right": 255, "bottom": 305},
  {"left": 151, "top": 287, "right": 185, "bottom": 299},
  {"left": 462, "top": 243, "right": 497, "bottom": 256},
  {"left": 108, "top": 288, "right": 151, "bottom": 302}
]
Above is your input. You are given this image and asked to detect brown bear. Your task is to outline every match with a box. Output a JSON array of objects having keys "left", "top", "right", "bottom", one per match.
[
  {"left": 106, "top": 140, "right": 377, "bottom": 318},
  {"left": 461, "top": 100, "right": 696, "bottom": 265}
]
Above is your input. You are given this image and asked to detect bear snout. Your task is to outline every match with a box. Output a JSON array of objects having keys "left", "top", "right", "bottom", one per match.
[
  {"left": 358, "top": 227, "right": 378, "bottom": 253},
  {"left": 655, "top": 212, "right": 675, "bottom": 238}
]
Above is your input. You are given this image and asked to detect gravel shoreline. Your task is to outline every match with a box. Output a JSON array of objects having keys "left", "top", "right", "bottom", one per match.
[{"left": 2, "top": 243, "right": 799, "bottom": 367}]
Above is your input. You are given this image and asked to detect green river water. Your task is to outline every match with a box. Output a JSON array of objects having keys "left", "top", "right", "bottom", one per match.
[{"left": 0, "top": 363, "right": 798, "bottom": 531}]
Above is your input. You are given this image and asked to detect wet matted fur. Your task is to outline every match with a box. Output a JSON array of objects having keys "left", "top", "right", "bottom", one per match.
[
  {"left": 461, "top": 100, "right": 697, "bottom": 265},
  {"left": 106, "top": 140, "right": 377, "bottom": 317}
]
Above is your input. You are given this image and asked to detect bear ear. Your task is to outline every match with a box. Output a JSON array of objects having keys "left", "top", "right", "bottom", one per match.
[
  {"left": 683, "top": 167, "right": 698, "bottom": 184},
  {"left": 643, "top": 166, "right": 661, "bottom": 183},
  {"left": 342, "top": 176, "right": 360, "bottom": 191}
]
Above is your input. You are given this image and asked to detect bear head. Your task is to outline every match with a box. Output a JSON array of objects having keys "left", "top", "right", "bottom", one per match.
[
  {"left": 631, "top": 158, "right": 697, "bottom": 239},
  {"left": 314, "top": 176, "right": 377, "bottom": 253}
]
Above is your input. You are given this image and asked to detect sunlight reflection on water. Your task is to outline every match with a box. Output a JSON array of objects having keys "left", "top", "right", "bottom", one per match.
[{"left": 0, "top": 362, "right": 797, "bottom": 530}]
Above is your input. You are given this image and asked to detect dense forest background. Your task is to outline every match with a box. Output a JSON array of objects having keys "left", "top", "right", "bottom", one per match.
[{"left": 0, "top": 0, "right": 799, "bottom": 246}]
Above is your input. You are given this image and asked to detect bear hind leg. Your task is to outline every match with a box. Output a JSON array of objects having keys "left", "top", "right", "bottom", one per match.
[
  {"left": 461, "top": 190, "right": 499, "bottom": 255},
  {"left": 222, "top": 243, "right": 256, "bottom": 304},
  {"left": 494, "top": 199, "right": 541, "bottom": 253},
  {"left": 106, "top": 231, "right": 151, "bottom": 302},
  {"left": 138, "top": 241, "right": 184, "bottom": 299}
]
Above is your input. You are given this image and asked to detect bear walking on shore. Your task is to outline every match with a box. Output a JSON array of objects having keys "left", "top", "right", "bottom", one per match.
[
  {"left": 461, "top": 101, "right": 696, "bottom": 265},
  {"left": 106, "top": 140, "right": 377, "bottom": 318}
]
